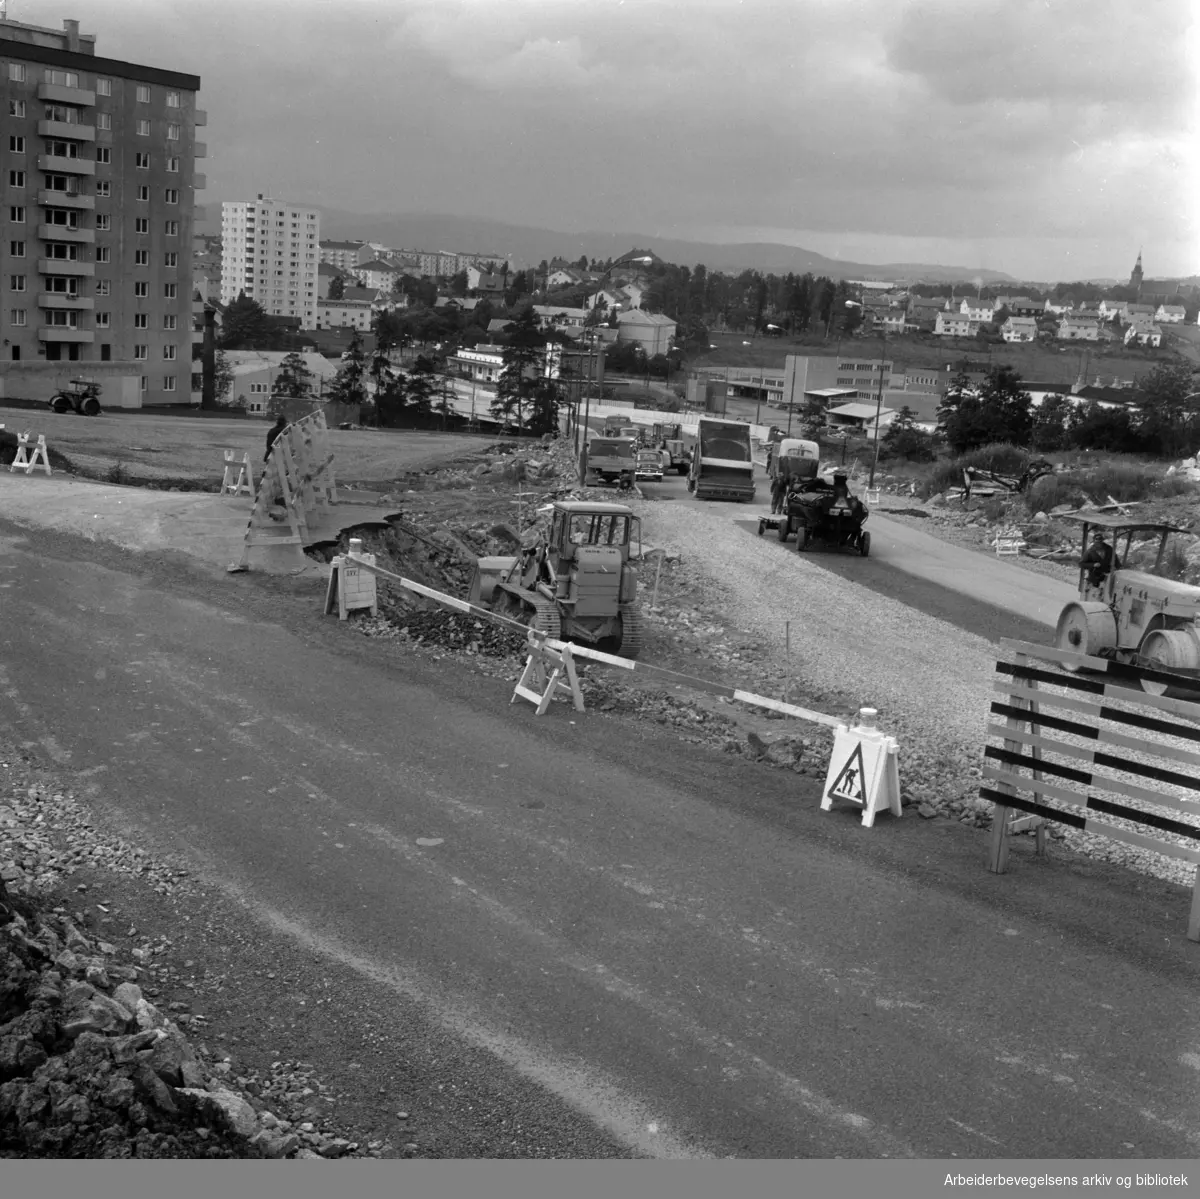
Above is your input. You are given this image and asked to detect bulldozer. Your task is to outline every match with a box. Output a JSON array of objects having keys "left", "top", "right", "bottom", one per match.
[
  {"left": 1054, "top": 513, "right": 1200, "bottom": 694},
  {"left": 468, "top": 500, "right": 645, "bottom": 658}
]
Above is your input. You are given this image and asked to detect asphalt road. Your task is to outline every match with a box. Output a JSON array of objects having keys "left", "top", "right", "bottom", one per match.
[{"left": 2, "top": 520, "right": 1199, "bottom": 1159}]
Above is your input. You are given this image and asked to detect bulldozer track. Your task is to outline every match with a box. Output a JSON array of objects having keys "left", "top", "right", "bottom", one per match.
[
  {"left": 618, "top": 604, "right": 644, "bottom": 660},
  {"left": 529, "top": 596, "right": 562, "bottom": 641}
]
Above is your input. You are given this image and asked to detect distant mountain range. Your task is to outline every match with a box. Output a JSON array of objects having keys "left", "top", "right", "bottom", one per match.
[{"left": 234, "top": 205, "right": 1017, "bottom": 285}]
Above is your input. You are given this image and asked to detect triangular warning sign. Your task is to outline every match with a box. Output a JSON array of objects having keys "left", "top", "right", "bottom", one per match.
[{"left": 827, "top": 742, "right": 866, "bottom": 803}]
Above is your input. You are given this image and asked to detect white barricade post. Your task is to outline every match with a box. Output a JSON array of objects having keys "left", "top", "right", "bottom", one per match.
[
  {"left": 821, "top": 707, "right": 902, "bottom": 827},
  {"left": 992, "top": 527, "right": 1025, "bottom": 557},
  {"left": 10, "top": 433, "right": 51, "bottom": 476},
  {"left": 512, "top": 631, "right": 585, "bottom": 716},
  {"left": 865, "top": 487, "right": 881, "bottom": 505},
  {"left": 324, "top": 538, "right": 378, "bottom": 620},
  {"left": 220, "top": 450, "right": 255, "bottom": 498}
]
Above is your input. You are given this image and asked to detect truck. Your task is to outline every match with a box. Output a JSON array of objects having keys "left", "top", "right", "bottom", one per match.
[
  {"left": 662, "top": 438, "right": 691, "bottom": 475},
  {"left": 687, "top": 417, "right": 756, "bottom": 502},
  {"left": 581, "top": 435, "right": 637, "bottom": 489}
]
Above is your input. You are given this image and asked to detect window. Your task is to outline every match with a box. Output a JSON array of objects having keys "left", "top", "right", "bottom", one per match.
[
  {"left": 45, "top": 310, "right": 78, "bottom": 327},
  {"left": 95, "top": 113, "right": 110, "bottom": 131},
  {"left": 44, "top": 139, "right": 78, "bottom": 159},
  {"left": 166, "top": 156, "right": 179, "bottom": 173},
  {"left": 8, "top": 206, "right": 23, "bottom": 223},
  {"left": 8, "top": 171, "right": 25, "bottom": 188},
  {"left": 163, "top": 345, "right": 176, "bottom": 360},
  {"left": 136, "top": 152, "right": 150, "bottom": 170},
  {"left": 136, "top": 185, "right": 149, "bottom": 202},
  {"left": 45, "top": 243, "right": 78, "bottom": 260},
  {"left": 8, "top": 100, "right": 24, "bottom": 118},
  {"left": 136, "top": 85, "right": 151, "bottom": 103},
  {"left": 45, "top": 209, "right": 77, "bottom": 228},
  {"left": 140, "top": 376, "right": 147, "bottom": 393},
  {"left": 134, "top": 313, "right": 147, "bottom": 328},
  {"left": 96, "top": 248, "right": 110, "bottom": 265},
  {"left": 8, "top": 241, "right": 24, "bottom": 257},
  {"left": 95, "top": 281, "right": 110, "bottom": 296},
  {"left": 96, "top": 147, "right": 111, "bottom": 164},
  {"left": 8, "top": 64, "right": 25, "bottom": 83},
  {"left": 163, "top": 314, "right": 177, "bottom": 330},
  {"left": 44, "top": 104, "right": 76, "bottom": 124},
  {"left": 134, "top": 281, "right": 148, "bottom": 297},
  {"left": 10, "top": 309, "right": 26, "bottom": 326},
  {"left": 134, "top": 345, "right": 147, "bottom": 360},
  {"left": 96, "top": 181, "right": 110, "bottom": 198},
  {"left": 96, "top": 79, "right": 111, "bottom": 96},
  {"left": 45, "top": 277, "right": 75, "bottom": 295},
  {"left": 136, "top": 119, "right": 151, "bottom": 136},
  {"left": 166, "top": 124, "right": 180, "bottom": 141},
  {"left": 10, "top": 346, "right": 19, "bottom": 361},
  {"left": 8, "top": 136, "right": 24, "bottom": 153},
  {"left": 163, "top": 252, "right": 178, "bottom": 268},
  {"left": 135, "top": 218, "right": 149, "bottom": 234},
  {"left": 163, "top": 283, "right": 177, "bottom": 299},
  {"left": 163, "top": 376, "right": 176, "bottom": 392},
  {"left": 166, "top": 91, "right": 180, "bottom": 108},
  {"left": 249, "top": 382, "right": 267, "bottom": 394},
  {"left": 96, "top": 214, "right": 110, "bottom": 231},
  {"left": 9, "top": 275, "right": 25, "bottom": 291},
  {"left": 164, "top": 220, "right": 179, "bottom": 236},
  {"left": 95, "top": 313, "right": 109, "bottom": 328},
  {"left": 134, "top": 250, "right": 148, "bottom": 267},
  {"left": 164, "top": 188, "right": 179, "bottom": 204},
  {"left": 46, "top": 70, "right": 80, "bottom": 88},
  {"left": 100, "top": 344, "right": 111, "bottom": 361}
]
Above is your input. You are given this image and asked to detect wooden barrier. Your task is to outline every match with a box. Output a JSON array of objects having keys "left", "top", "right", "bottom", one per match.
[
  {"left": 220, "top": 450, "right": 255, "bottom": 499},
  {"left": 982, "top": 638, "right": 1200, "bottom": 941},
  {"left": 10, "top": 432, "right": 51, "bottom": 476},
  {"left": 511, "top": 631, "right": 585, "bottom": 715},
  {"left": 991, "top": 527, "right": 1026, "bottom": 557}
]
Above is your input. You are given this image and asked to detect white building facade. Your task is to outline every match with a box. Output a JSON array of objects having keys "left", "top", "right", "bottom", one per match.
[{"left": 220, "top": 195, "right": 320, "bottom": 330}]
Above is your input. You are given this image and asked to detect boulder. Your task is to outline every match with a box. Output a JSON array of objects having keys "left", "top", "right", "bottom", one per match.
[
  {"left": 112, "top": 982, "right": 143, "bottom": 1012},
  {"left": 132, "top": 997, "right": 167, "bottom": 1032},
  {"left": 252, "top": 1128, "right": 300, "bottom": 1158},
  {"left": 61, "top": 992, "right": 133, "bottom": 1039},
  {"left": 142, "top": 1026, "right": 198, "bottom": 1088},
  {"left": 178, "top": 1086, "right": 260, "bottom": 1139},
  {"left": 131, "top": 1063, "right": 178, "bottom": 1114}
]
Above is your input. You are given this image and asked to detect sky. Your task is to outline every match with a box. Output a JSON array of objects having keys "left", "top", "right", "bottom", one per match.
[{"left": 12, "top": 0, "right": 1200, "bottom": 281}]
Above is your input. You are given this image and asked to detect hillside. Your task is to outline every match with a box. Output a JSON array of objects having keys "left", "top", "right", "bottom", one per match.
[{"left": 256, "top": 206, "right": 1016, "bottom": 285}]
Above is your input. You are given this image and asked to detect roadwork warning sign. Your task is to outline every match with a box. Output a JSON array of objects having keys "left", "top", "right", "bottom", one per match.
[{"left": 821, "top": 713, "right": 902, "bottom": 828}]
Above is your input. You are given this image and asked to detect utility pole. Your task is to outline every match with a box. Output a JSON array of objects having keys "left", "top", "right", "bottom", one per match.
[{"left": 868, "top": 324, "right": 887, "bottom": 490}]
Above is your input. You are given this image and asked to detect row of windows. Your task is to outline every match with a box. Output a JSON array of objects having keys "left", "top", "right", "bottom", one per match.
[
  {"left": 8, "top": 104, "right": 186, "bottom": 144},
  {"left": 7, "top": 271, "right": 181, "bottom": 300},
  {"left": 7, "top": 171, "right": 181, "bottom": 206},
  {"left": 7, "top": 64, "right": 183, "bottom": 106}
]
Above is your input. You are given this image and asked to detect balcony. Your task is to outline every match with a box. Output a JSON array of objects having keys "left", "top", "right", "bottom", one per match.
[
  {"left": 38, "top": 327, "right": 94, "bottom": 343},
  {"left": 37, "top": 119, "right": 95, "bottom": 142},
  {"left": 194, "top": 141, "right": 207, "bottom": 158},
  {"left": 195, "top": 109, "right": 207, "bottom": 127},
  {"left": 36, "top": 83, "right": 96, "bottom": 107},
  {"left": 193, "top": 173, "right": 207, "bottom": 190},
  {"left": 38, "top": 259, "right": 94, "bottom": 277},
  {"left": 37, "top": 189, "right": 93, "bottom": 209},
  {"left": 38, "top": 293, "right": 94, "bottom": 310},
  {"left": 37, "top": 155, "right": 94, "bottom": 176},
  {"left": 193, "top": 205, "right": 207, "bottom": 221},
  {"left": 38, "top": 225, "right": 94, "bottom": 243}
]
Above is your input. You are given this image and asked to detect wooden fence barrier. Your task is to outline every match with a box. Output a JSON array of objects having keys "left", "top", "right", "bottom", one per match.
[{"left": 982, "top": 638, "right": 1200, "bottom": 941}]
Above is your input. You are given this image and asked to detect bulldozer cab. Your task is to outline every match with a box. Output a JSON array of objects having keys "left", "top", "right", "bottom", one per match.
[
  {"left": 1066, "top": 514, "right": 1185, "bottom": 603},
  {"left": 550, "top": 503, "right": 640, "bottom": 563}
]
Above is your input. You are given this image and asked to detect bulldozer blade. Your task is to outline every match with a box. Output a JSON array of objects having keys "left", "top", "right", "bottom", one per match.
[{"left": 469, "top": 556, "right": 519, "bottom": 606}]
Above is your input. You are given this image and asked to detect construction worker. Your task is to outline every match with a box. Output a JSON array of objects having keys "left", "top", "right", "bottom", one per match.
[
  {"left": 264, "top": 414, "right": 287, "bottom": 463},
  {"left": 1082, "top": 528, "right": 1118, "bottom": 589}
]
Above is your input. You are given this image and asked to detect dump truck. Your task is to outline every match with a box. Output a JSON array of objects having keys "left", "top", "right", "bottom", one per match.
[
  {"left": 581, "top": 435, "right": 637, "bottom": 489},
  {"left": 469, "top": 500, "right": 644, "bottom": 657},
  {"left": 662, "top": 438, "right": 691, "bottom": 475},
  {"left": 1054, "top": 513, "right": 1200, "bottom": 694},
  {"left": 687, "top": 417, "right": 756, "bottom": 502}
]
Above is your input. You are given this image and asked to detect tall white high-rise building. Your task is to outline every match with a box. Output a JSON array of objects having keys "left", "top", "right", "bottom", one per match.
[{"left": 220, "top": 195, "right": 319, "bottom": 329}]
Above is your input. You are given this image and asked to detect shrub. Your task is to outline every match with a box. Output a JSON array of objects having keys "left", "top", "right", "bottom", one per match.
[{"left": 1027, "top": 461, "right": 1197, "bottom": 510}]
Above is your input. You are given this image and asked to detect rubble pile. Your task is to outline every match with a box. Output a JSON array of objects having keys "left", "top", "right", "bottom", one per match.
[{"left": 356, "top": 610, "right": 527, "bottom": 658}]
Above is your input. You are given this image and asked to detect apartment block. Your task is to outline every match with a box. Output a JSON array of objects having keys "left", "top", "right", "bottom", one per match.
[
  {"left": 318, "top": 238, "right": 362, "bottom": 270},
  {"left": 0, "top": 16, "right": 204, "bottom": 406},
  {"left": 221, "top": 196, "right": 319, "bottom": 330}
]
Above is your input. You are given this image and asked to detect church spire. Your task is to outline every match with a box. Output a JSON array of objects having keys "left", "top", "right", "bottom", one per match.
[{"left": 1130, "top": 249, "right": 1144, "bottom": 295}]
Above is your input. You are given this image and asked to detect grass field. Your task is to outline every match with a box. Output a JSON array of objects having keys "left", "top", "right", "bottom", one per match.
[
  {"left": 0, "top": 406, "right": 485, "bottom": 487},
  {"left": 690, "top": 327, "right": 1176, "bottom": 384}
]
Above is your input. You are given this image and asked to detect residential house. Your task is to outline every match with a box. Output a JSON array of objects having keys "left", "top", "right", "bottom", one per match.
[
  {"left": 466, "top": 266, "right": 505, "bottom": 294},
  {"left": 616, "top": 309, "right": 676, "bottom": 356},
  {"left": 1155, "top": 303, "right": 1186, "bottom": 324},
  {"left": 1057, "top": 315, "right": 1100, "bottom": 341},
  {"left": 224, "top": 350, "right": 339, "bottom": 414},
  {"left": 586, "top": 288, "right": 626, "bottom": 313},
  {"left": 317, "top": 262, "right": 355, "bottom": 300},
  {"left": 449, "top": 345, "right": 505, "bottom": 386},
  {"left": 352, "top": 259, "right": 402, "bottom": 292},
  {"left": 487, "top": 319, "right": 513, "bottom": 336},
  {"left": 935, "top": 311, "right": 980, "bottom": 337},
  {"left": 1098, "top": 298, "right": 1128, "bottom": 322},
  {"left": 1044, "top": 297, "right": 1075, "bottom": 315},
  {"left": 619, "top": 283, "right": 645, "bottom": 309},
  {"left": 355, "top": 242, "right": 392, "bottom": 265},
  {"left": 533, "top": 305, "right": 589, "bottom": 329},
  {"left": 316, "top": 297, "right": 374, "bottom": 331},
  {"left": 547, "top": 268, "right": 582, "bottom": 287},
  {"left": 1001, "top": 316, "right": 1039, "bottom": 343},
  {"left": 1124, "top": 318, "right": 1162, "bottom": 347},
  {"left": 876, "top": 309, "right": 907, "bottom": 334},
  {"left": 1075, "top": 302, "right": 1103, "bottom": 319},
  {"left": 318, "top": 240, "right": 364, "bottom": 271},
  {"left": 959, "top": 297, "right": 995, "bottom": 322},
  {"left": 993, "top": 296, "right": 1041, "bottom": 317},
  {"left": 1123, "top": 303, "right": 1156, "bottom": 325}
]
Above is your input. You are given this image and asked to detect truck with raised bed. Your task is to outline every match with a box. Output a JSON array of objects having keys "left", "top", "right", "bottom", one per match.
[{"left": 687, "top": 417, "right": 756, "bottom": 502}]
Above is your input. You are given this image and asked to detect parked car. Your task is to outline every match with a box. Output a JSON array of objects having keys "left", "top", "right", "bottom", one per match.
[{"left": 635, "top": 449, "right": 665, "bottom": 483}]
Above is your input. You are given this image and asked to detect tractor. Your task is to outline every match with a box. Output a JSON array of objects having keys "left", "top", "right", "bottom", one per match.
[
  {"left": 1054, "top": 514, "right": 1200, "bottom": 693},
  {"left": 49, "top": 378, "right": 102, "bottom": 416},
  {"left": 468, "top": 500, "right": 645, "bottom": 658}
]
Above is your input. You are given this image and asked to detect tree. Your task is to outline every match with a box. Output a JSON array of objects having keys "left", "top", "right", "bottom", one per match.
[
  {"left": 1030, "top": 392, "right": 1071, "bottom": 452},
  {"left": 327, "top": 275, "right": 345, "bottom": 302},
  {"left": 327, "top": 328, "right": 367, "bottom": 407},
  {"left": 275, "top": 352, "right": 314, "bottom": 399},
  {"left": 213, "top": 349, "right": 235, "bottom": 405},
  {"left": 937, "top": 366, "right": 1033, "bottom": 454},
  {"left": 405, "top": 354, "right": 441, "bottom": 418},
  {"left": 219, "top": 292, "right": 275, "bottom": 350},
  {"left": 491, "top": 306, "right": 545, "bottom": 430},
  {"left": 879, "top": 405, "right": 935, "bottom": 462},
  {"left": 450, "top": 269, "right": 468, "bottom": 298},
  {"left": 1136, "top": 362, "right": 1200, "bottom": 457}
]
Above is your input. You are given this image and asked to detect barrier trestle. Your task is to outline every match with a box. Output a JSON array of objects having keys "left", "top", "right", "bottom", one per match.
[
  {"left": 512, "top": 631, "right": 585, "bottom": 715},
  {"left": 982, "top": 638, "right": 1200, "bottom": 942},
  {"left": 220, "top": 450, "right": 255, "bottom": 498},
  {"left": 228, "top": 411, "right": 337, "bottom": 572},
  {"left": 9, "top": 432, "right": 51, "bottom": 476}
]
